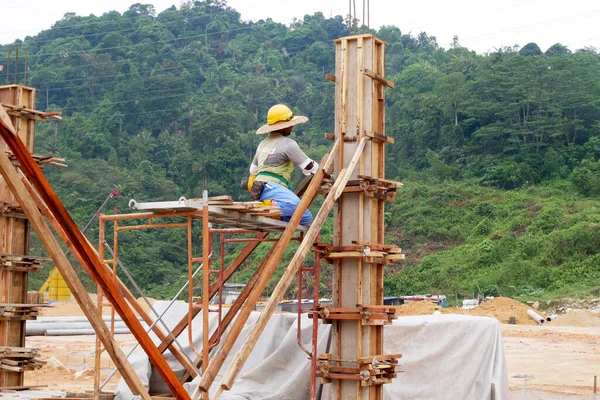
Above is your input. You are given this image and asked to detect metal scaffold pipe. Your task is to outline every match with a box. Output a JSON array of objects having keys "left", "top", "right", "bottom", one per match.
[{"left": 97, "top": 255, "right": 209, "bottom": 392}]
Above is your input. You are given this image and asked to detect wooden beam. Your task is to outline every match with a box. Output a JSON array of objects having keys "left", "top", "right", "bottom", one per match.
[
  {"left": 0, "top": 114, "right": 150, "bottom": 399},
  {"left": 19, "top": 178, "right": 198, "bottom": 379},
  {"left": 0, "top": 106, "right": 190, "bottom": 400},
  {"left": 364, "top": 130, "right": 394, "bottom": 144},
  {"left": 156, "top": 232, "right": 268, "bottom": 354},
  {"left": 179, "top": 238, "right": 279, "bottom": 383},
  {"left": 363, "top": 69, "right": 394, "bottom": 88}
]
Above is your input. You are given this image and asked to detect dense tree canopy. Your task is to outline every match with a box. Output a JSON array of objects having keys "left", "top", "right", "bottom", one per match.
[{"left": 1, "top": 1, "right": 599, "bottom": 300}]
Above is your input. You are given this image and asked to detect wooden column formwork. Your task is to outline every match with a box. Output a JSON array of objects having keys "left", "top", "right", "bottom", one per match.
[
  {"left": 0, "top": 85, "right": 37, "bottom": 387},
  {"left": 330, "top": 34, "right": 392, "bottom": 400}
]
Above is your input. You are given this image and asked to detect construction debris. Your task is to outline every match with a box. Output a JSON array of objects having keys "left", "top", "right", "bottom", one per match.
[
  {"left": 0, "top": 253, "right": 48, "bottom": 272},
  {"left": 0, "top": 347, "right": 45, "bottom": 372},
  {"left": 0, "top": 304, "right": 46, "bottom": 320}
]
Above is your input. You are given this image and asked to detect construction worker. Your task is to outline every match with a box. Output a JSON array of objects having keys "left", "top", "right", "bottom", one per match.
[{"left": 246, "top": 104, "right": 319, "bottom": 225}]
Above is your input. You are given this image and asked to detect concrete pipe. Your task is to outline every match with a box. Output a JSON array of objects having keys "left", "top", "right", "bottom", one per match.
[
  {"left": 527, "top": 309, "right": 545, "bottom": 324},
  {"left": 45, "top": 328, "right": 130, "bottom": 336},
  {"left": 546, "top": 314, "right": 558, "bottom": 322}
]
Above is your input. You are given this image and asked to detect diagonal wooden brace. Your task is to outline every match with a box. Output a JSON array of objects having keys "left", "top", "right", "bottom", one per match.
[
  {"left": 214, "top": 138, "right": 368, "bottom": 397},
  {"left": 0, "top": 106, "right": 190, "bottom": 399},
  {"left": 193, "top": 139, "right": 341, "bottom": 397},
  {"left": 0, "top": 110, "right": 150, "bottom": 399}
]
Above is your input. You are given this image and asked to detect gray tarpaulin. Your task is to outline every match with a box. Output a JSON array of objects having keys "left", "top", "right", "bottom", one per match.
[
  {"left": 382, "top": 314, "right": 509, "bottom": 400},
  {"left": 115, "top": 302, "right": 508, "bottom": 400}
]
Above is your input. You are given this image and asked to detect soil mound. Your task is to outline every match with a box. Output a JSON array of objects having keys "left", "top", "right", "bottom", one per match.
[
  {"left": 38, "top": 294, "right": 115, "bottom": 317},
  {"left": 547, "top": 310, "right": 600, "bottom": 327},
  {"left": 396, "top": 297, "right": 541, "bottom": 325},
  {"left": 395, "top": 300, "right": 439, "bottom": 316},
  {"left": 446, "top": 297, "right": 542, "bottom": 325}
]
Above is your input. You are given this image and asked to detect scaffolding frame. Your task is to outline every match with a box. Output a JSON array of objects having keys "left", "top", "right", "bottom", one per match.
[{"left": 93, "top": 209, "right": 307, "bottom": 397}]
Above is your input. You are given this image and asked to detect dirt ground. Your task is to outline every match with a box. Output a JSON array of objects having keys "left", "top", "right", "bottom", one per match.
[
  {"left": 502, "top": 324, "right": 600, "bottom": 395},
  {"left": 20, "top": 297, "right": 600, "bottom": 397},
  {"left": 24, "top": 334, "right": 135, "bottom": 394}
]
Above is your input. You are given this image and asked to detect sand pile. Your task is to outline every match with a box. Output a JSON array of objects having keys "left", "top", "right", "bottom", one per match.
[
  {"left": 395, "top": 297, "right": 540, "bottom": 325},
  {"left": 37, "top": 294, "right": 159, "bottom": 317},
  {"left": 395, "top": 300, "right": 440, "bottom": 316},
  {"left": 38, "top": 293, "right": 119, "bottom": 317},
  {"left": 548, "top": 310, "right": 600, "bottom": 327},
  {"left": 135, "top": 296, "right": 157, "bottom": 315},
  {"left": 445, "top": 297, "right": 542, "bottom": 325}
]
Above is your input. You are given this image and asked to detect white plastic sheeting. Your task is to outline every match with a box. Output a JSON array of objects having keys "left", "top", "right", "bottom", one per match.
[
  {"left": 382, "top": 315, "right": 509, "bottom": 400},
  {"left": 114, "top": 302, "right": 508, "bottom": 400},
  {"left": 115, "top": 301, "right": 330, "bottom": 400}
]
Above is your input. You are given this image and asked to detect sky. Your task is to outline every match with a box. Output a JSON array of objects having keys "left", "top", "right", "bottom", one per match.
[{"left": 1, "top": 0, "right": 599, "bottom": 54}]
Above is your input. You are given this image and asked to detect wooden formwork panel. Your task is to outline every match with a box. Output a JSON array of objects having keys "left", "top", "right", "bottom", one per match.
[
  {"left": 0, "top": 85, "right": 37, "bottom": 151},
  {"left": 332, "top": 34, "right": 389, "bottom": 400},
  {"left": 0, "top": 85, "right": 36, "bottom": 387}
]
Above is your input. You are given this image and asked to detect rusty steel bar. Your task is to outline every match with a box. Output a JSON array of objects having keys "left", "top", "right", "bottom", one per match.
[
  {"left": 201, "top": 191, "right": 210, "bottom": 379},
  {"left": 311, "top": 236, "right": 322, "bottom": 400},
  {"left": 188, "top": 216, "right": 201, "bottom": 360},
  {"left": 5, "top": 47, "right": 9, "bottom": 84},
  {"left": 14, "top": 45, "right": 18, "bottom": 84},
  {"left": 94, "top": 217, "right": 106, "bottom": 400},
  {"left": 116, "top": 222, "right": 188, "bottom": 231},
  {"left": 100, "top": 211, "right": 195, "bottom": 221},
  {"left": 209, "top": 228, "right": 255, "bottom": 234},
  {"left": 297, "top": 262, "right": 312, "bottom": 358},
  {"left": 224, "top": 236, "right": 302, "bottom": 243},
  {"left": 216, "top": 233, "right": 225, "bottom": 347},
  {"left": 111, "top": 221, "right": 118, "bottom": 333},
  {"left": 157, "top": 232, "right": 269, "bottom": 354}
]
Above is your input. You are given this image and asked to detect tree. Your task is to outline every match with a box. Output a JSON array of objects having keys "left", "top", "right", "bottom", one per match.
[
  {"left": 545, "top": 43, "right": 571, "bottom": 56},
  {"left": 519, "top": 42, "right": 542, "bottom": 56}
]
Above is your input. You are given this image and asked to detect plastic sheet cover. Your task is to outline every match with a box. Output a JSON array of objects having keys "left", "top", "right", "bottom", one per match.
[{"left": 114, "top": 302, "right": 508, "bottom": 400}]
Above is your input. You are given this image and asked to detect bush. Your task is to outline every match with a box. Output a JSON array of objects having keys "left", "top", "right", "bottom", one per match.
[
  {"left": 482, "top": 160, "right": 540, "bottom": 189},
  {"left": 569, "top": 159, "right": 600, "bottom": 196}
]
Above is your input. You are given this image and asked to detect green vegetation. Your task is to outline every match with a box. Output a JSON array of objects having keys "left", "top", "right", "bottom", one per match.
[
  {"left": 2, "top": 1, "right": 599, "bottom": 301},
  {"left": 385, "top": 180, "right": 600, "bottom": 302}
]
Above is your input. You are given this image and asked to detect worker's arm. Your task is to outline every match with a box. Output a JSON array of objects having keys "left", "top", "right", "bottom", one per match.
[
  {"left": 249, "top": 154, "right": 258, "bottom": 174},
  {"left": 283, "top": 139, "right": 319, "bottom": 175}
]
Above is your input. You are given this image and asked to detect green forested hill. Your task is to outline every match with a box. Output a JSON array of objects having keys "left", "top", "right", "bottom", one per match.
[{"left": 2, "top": 1, "right": 599, "bottom": 301}]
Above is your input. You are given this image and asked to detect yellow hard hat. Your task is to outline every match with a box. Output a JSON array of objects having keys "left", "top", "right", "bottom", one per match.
[
  {"left": 256, "top": 104, "right": 308, "bottom": 134},
  {"left": 268, "top": 104, "right": 293, "bottom": 125}
]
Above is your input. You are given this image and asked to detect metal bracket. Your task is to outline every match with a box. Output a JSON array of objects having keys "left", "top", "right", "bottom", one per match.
[
  {"left": 317, "top": 352, "right": 402, "bottom": 386},
  {"left": 311, "top": 305, "right": 397, "bottom": 325}
]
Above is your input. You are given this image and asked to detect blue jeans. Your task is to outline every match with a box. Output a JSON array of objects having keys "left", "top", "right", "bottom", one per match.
[{"left": 260, "top": 182, "right": 313, "bottom": 225}]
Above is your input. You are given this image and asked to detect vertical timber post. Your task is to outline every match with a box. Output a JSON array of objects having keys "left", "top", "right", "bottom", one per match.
[
  {"left": 331, "top": 34, "right": 389, "bottom": 400},
  {"left": 0, "top": 85, "right": 37, "bottom": 387}
]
